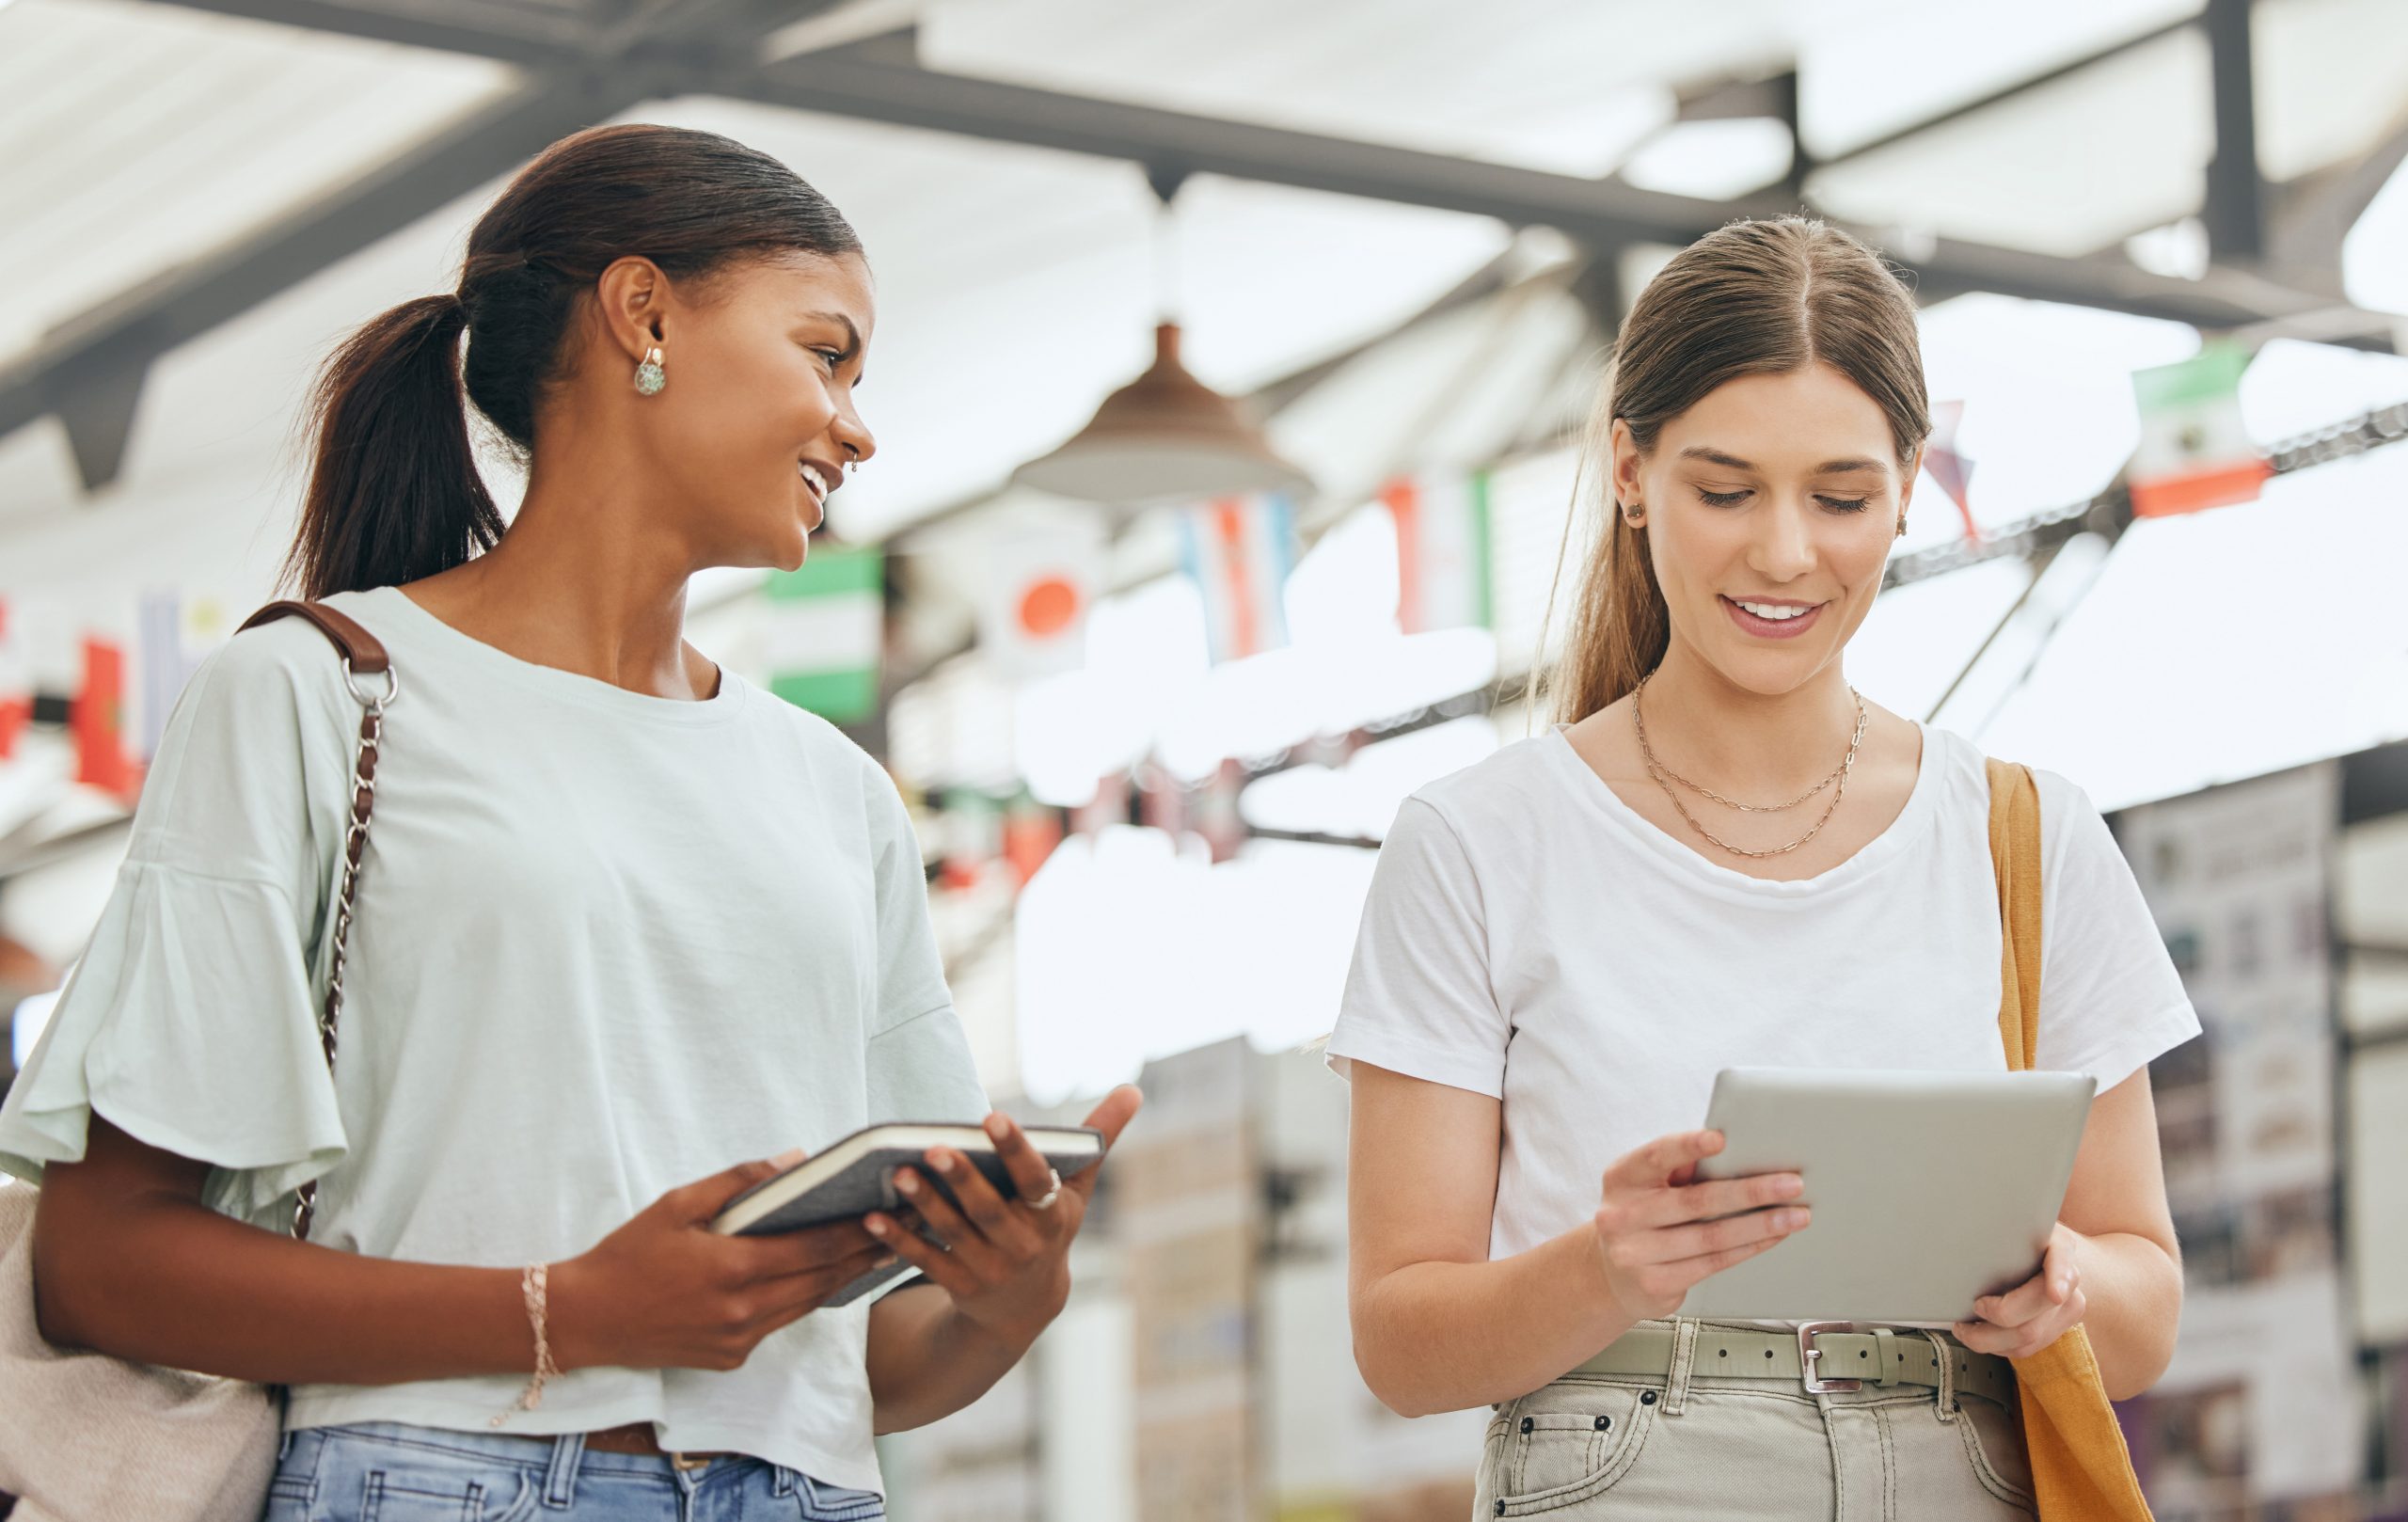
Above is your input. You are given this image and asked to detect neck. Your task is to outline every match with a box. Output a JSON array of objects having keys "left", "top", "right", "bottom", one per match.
[
  {"left": 1634, "top": 637, "right": 1865, "bottom": 797},
  {"left": 432, "top": 448, "right": 709, "bottom": 699}
]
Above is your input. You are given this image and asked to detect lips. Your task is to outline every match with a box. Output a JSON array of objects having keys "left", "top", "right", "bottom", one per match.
[{"left": 1720, "top": 595, "right": 1825, "bottom": 640}]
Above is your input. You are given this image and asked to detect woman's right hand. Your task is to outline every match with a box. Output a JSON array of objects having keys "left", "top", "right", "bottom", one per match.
[
  {"left": 547, "top": 1151, "right": 895, "bottom": 1372},
  {"left": 1591, "top": 1129, "right": 1809, "bottom": 1322}
]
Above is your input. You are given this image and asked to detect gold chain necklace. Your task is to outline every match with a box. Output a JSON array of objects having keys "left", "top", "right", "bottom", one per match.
[{"left": 1632, "top": 674, "right": 1868, "bottom": 859}]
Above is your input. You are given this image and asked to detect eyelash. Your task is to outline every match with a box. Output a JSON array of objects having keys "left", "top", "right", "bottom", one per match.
[{"left": 1696, "top": 488, "right": 1870, "bottom": 514}]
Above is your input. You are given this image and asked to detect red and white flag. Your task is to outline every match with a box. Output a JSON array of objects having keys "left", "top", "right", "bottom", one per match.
[{"left": 975, "top": 517, "right": 1106, "bottom": 682}]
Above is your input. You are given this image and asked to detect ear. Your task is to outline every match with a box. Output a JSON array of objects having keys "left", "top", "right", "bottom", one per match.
[
  {"left": 1897, "top": 445, "right": 1923, "bottom": 514},
  {"left": 593, "top": 255, "right": 672, "bottom": 364},
  {"left": 1608, "top": 417, "right": 1644, "bottom": 509}
]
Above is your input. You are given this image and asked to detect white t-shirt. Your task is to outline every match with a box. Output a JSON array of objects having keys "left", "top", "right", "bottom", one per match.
[
  {"left": 0, "top": 584, "right": 989, "bottom": 1495},
  {"left": 1323, "top": 721, "right": 2199, "bottom": 1333}
]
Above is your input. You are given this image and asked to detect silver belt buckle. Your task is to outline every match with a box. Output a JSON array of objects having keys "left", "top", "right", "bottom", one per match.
[{"left": 1798, "top": 1321, "right": 1862, "bottom": 1393}]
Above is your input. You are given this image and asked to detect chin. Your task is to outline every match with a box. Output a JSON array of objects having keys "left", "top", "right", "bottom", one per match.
[{"left": 1706, "top": 646, "right": 1835, "bottom": 698}]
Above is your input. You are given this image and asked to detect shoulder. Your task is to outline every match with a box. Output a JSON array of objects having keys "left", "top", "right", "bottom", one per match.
[
  {"left": 748, "top": 690, "right": 916, "bottom": 827},
  {"left": 1927, "top": 725, "right": 2116, "bottom": 872},
  {"left": 1390, "top": 728, "right": 1569, "bottom": 854},
  {"left": 184, "top": 599, "right": 363, "bottom": 727}
]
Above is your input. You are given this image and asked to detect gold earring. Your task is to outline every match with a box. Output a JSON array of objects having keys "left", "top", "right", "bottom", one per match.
[
  {"left": 1624, "top": 499, "right": 1644, "bottom": 525},
  {"left": 633, "top": 345, "right": 666, "bottom": 396},
  {"left": 1894, "top": 513, "right": 1908, "bottom": 538}
]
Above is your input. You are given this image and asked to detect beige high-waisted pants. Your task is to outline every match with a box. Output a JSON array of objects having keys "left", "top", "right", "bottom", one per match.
[{"left": 1471, "top": 1319, "right": 2038, "bottom": 1520}]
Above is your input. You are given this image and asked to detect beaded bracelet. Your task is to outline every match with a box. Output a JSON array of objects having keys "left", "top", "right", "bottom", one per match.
[{"left": 491, "top": 1262, "right": 561, "bottom": 1427}]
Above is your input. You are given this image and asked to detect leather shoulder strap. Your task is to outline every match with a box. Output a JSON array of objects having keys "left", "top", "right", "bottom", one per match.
[
  {"left": 1985, "top": 757, "right": 2044, "bottom": 1074},
  {"left": 237, "top": 599, "right": 390, "bottom": 674},
  {"left": 234, "top": 597, "right": 394, "bottom": 1242}
]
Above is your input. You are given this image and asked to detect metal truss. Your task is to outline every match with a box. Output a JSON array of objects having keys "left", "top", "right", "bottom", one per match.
[{"left": 7, "top": 0, "right": 2400, "bottom": 492}]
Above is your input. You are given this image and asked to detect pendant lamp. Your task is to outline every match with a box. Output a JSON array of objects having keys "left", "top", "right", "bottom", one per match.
[{"left": 1009, "top": 175, "right": 1313, "bottom": 512}]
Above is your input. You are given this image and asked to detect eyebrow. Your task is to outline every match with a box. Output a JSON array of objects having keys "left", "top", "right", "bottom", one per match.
[{"left": 1677, "top": 446, "right": 1886, "bottom": 476}]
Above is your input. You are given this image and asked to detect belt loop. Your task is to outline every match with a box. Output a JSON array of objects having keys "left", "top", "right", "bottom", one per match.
[
  {"left": 1664, "top": 1317, "right": 1702, "bottom": 1416},
  {"left": 1931, "top": 1334, "right": 1958, "bottom": 1423},
  {"left": 277, "top": 1429, "right": 294, "bottom": 1462},
  {"left": 544, "top": 1431, "right": 585, "bottom": 1507},
  {"left": 1872, "top": 1327, "right": 1900, "bottom": 1387}
]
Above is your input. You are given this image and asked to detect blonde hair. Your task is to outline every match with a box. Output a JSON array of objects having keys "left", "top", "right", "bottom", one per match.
[{"left": 1540, "top": 216, "right": 1932, "bottom": 724}]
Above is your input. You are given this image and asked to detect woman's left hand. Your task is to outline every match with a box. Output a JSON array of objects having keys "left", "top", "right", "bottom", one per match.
[
  {"left": 1952, "top": 1221, "right": 2087, "bottom": 1359},
  {"left": 864, "top": 1086, "right": 1142, "bottom": 1346}
]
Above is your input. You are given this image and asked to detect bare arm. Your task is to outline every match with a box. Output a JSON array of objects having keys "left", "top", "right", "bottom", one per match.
[
  {"left": 36, "top": 1111, "right": 890, "bottom": 1385},
  {"left": 1950, "top": 1068, "right": 2185, "bottom": 1401},
  {"left": 34, "top": 1113, "right": 541, "bottom": 1385},
  {"left": 1346, "top": 1063, "right": 1807, "bottom": 1418}
]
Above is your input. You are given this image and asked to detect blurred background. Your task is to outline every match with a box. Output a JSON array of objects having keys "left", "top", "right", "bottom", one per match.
[{"left": 4, "top": 0, "right": 2407, "bottom": 1517}]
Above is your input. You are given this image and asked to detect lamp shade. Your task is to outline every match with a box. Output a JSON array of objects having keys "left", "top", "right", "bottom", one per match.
[{"left": 1009, "top": 323, "right": 1314, "bottom": 509}]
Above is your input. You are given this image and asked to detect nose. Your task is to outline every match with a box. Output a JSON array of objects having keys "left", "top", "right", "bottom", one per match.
[
  {"left": 832, "top": 402, "right": 875, "bottom": 469},
  {"left": 1748, "top": 496, "right": 1817, "bottom": 584}
]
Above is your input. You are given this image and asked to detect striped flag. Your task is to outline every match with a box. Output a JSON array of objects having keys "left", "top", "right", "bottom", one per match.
[
  {"left": 2129, "top": 341, "right": 2271, "bottom": 518},
  {"left": 1177, "top": 494, "right": 1296, "bottom": 664},
  {"left": 1923, "top": 401, "right": 1979, "bottom": 542},
  {"left": 763, "top": 546, "right": 884, "bottom": 722},
  {"left": 1381, "top": 470, "right": 1494, "bottom": 633},
  {"left": 0, "top": 600, "right": 27, "bottom": 761}
]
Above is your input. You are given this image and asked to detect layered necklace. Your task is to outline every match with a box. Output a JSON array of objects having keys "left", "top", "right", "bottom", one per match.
[{"left": 1631, "top": 672, "right": 1867, "bottom": 860}]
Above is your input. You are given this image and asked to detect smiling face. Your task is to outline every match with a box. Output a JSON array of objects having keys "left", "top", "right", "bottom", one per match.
[
  {"left": 1612, "top": 362, "right": 1919, "bottom": 697},
  {"left": 627, "top": 249, "right": 877, "bottom": 573}
]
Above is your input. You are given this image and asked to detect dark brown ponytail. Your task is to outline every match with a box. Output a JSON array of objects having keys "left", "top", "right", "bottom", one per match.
[
  {"left": 284, "top": 293, "right": 500, "bottom": 600},
  {"left": 282, "top": 123, "right": 864, "bottom": 599}
]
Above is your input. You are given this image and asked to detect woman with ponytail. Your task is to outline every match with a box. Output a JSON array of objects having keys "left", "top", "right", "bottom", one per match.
[
  {"left": 1326, "top": 216, "right": 2194, "bottom": 1516},
  {"left": 0, "top": 123, "right": 1137, "bottom": 1517}
]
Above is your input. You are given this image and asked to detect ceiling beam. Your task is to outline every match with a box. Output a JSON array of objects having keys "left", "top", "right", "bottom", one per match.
[
  {"left": 2203, "top": 0, "right": 2265, "bottom": 262},
  {"left": 13, "top": 0, "right": 2398, "bottom": 490},
  {"left": 131, "top": 0, "right": 588, "bottom": 67},
  {"left": 728, "top": 46, "right": 2353, "bottom": 333}
]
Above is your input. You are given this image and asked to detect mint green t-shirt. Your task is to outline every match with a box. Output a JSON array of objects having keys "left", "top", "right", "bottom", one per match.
[{"left": 0, "top": 583, "right": 990, "bottom": 1495}]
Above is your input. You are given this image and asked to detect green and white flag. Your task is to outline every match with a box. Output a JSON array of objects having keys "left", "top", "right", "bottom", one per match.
[
  {"left": 2129, "top": 340, "right": 2270, "bottom": 518},
  {"left": 763, "top": 546, "right": 883, "bottom": 721}
]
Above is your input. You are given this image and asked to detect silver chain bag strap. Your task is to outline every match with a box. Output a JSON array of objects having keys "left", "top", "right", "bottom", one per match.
[{"left": 0, "top": 600, "right": 393, "bottom": 1522}]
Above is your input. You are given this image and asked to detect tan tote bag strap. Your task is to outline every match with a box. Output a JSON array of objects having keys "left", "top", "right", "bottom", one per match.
[
  {"left": 1984, "top": 755, "right": 2159, "bottom": 1521},
  {"left": 1985, "top": 756, "right": 2043, "bottom": 1075}
]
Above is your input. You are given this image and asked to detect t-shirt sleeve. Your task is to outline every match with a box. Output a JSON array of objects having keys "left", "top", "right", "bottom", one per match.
[
  {"left": 859, "top": 761, "right": 990, "bottom": 1126},
  {"left": 2032, "top": 770, "right": 2203, "bottom": 1094},
  {"left": 1323, "top": 794, "right": 1509, "bottom": 1098},
  {"left": 0, "top": 622, "right": 356, "bottom": 1230}
]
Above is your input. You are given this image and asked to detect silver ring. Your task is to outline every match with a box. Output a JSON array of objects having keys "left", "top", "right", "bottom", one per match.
[{"left": 1026, "top": 1169, "right": 1064, "bottom": 1212}]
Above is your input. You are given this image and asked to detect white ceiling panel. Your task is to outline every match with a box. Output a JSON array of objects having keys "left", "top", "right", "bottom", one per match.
[{"left": 0, "top": 0, "right": 517, "bottom": 364}]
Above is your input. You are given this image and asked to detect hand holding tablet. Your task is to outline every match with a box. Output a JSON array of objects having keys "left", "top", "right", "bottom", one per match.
[{"left": 1682, "top": 1067, "right": 2097, "bottom": 1324}]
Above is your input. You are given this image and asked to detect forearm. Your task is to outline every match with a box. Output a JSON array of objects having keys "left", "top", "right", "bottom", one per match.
[
  {"left": 1354, "top": 1223, "right": 1632, "bottom": 1418},
  {"left": 864, "top": 1282, "right": 1035, "bottom": 1434},
  {"left": 40, "top": 1195, "right": 541, "bottom": 1387},
  {"left": 2074, "top": 1230, "right": 2183, "bottom": 1402}
]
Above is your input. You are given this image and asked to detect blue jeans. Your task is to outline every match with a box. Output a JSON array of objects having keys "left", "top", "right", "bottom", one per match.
[{"left": 262, "top": 1420, "right": 884, "bottom": 1522}]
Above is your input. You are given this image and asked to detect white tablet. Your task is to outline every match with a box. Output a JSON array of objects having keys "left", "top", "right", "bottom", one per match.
[{"left": 1681, "top": 1067, "right": 2098, "bottom": 1324}]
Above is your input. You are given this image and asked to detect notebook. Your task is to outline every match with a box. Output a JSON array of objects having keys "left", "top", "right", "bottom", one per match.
[{"left": 706, "top": 1121, "right": 1108, "bottom": 1307}]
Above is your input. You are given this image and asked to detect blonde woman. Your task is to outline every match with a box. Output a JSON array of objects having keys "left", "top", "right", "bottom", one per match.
[{"left": 1328, "top": 216, "right": 2194, "bottom": 1516}]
